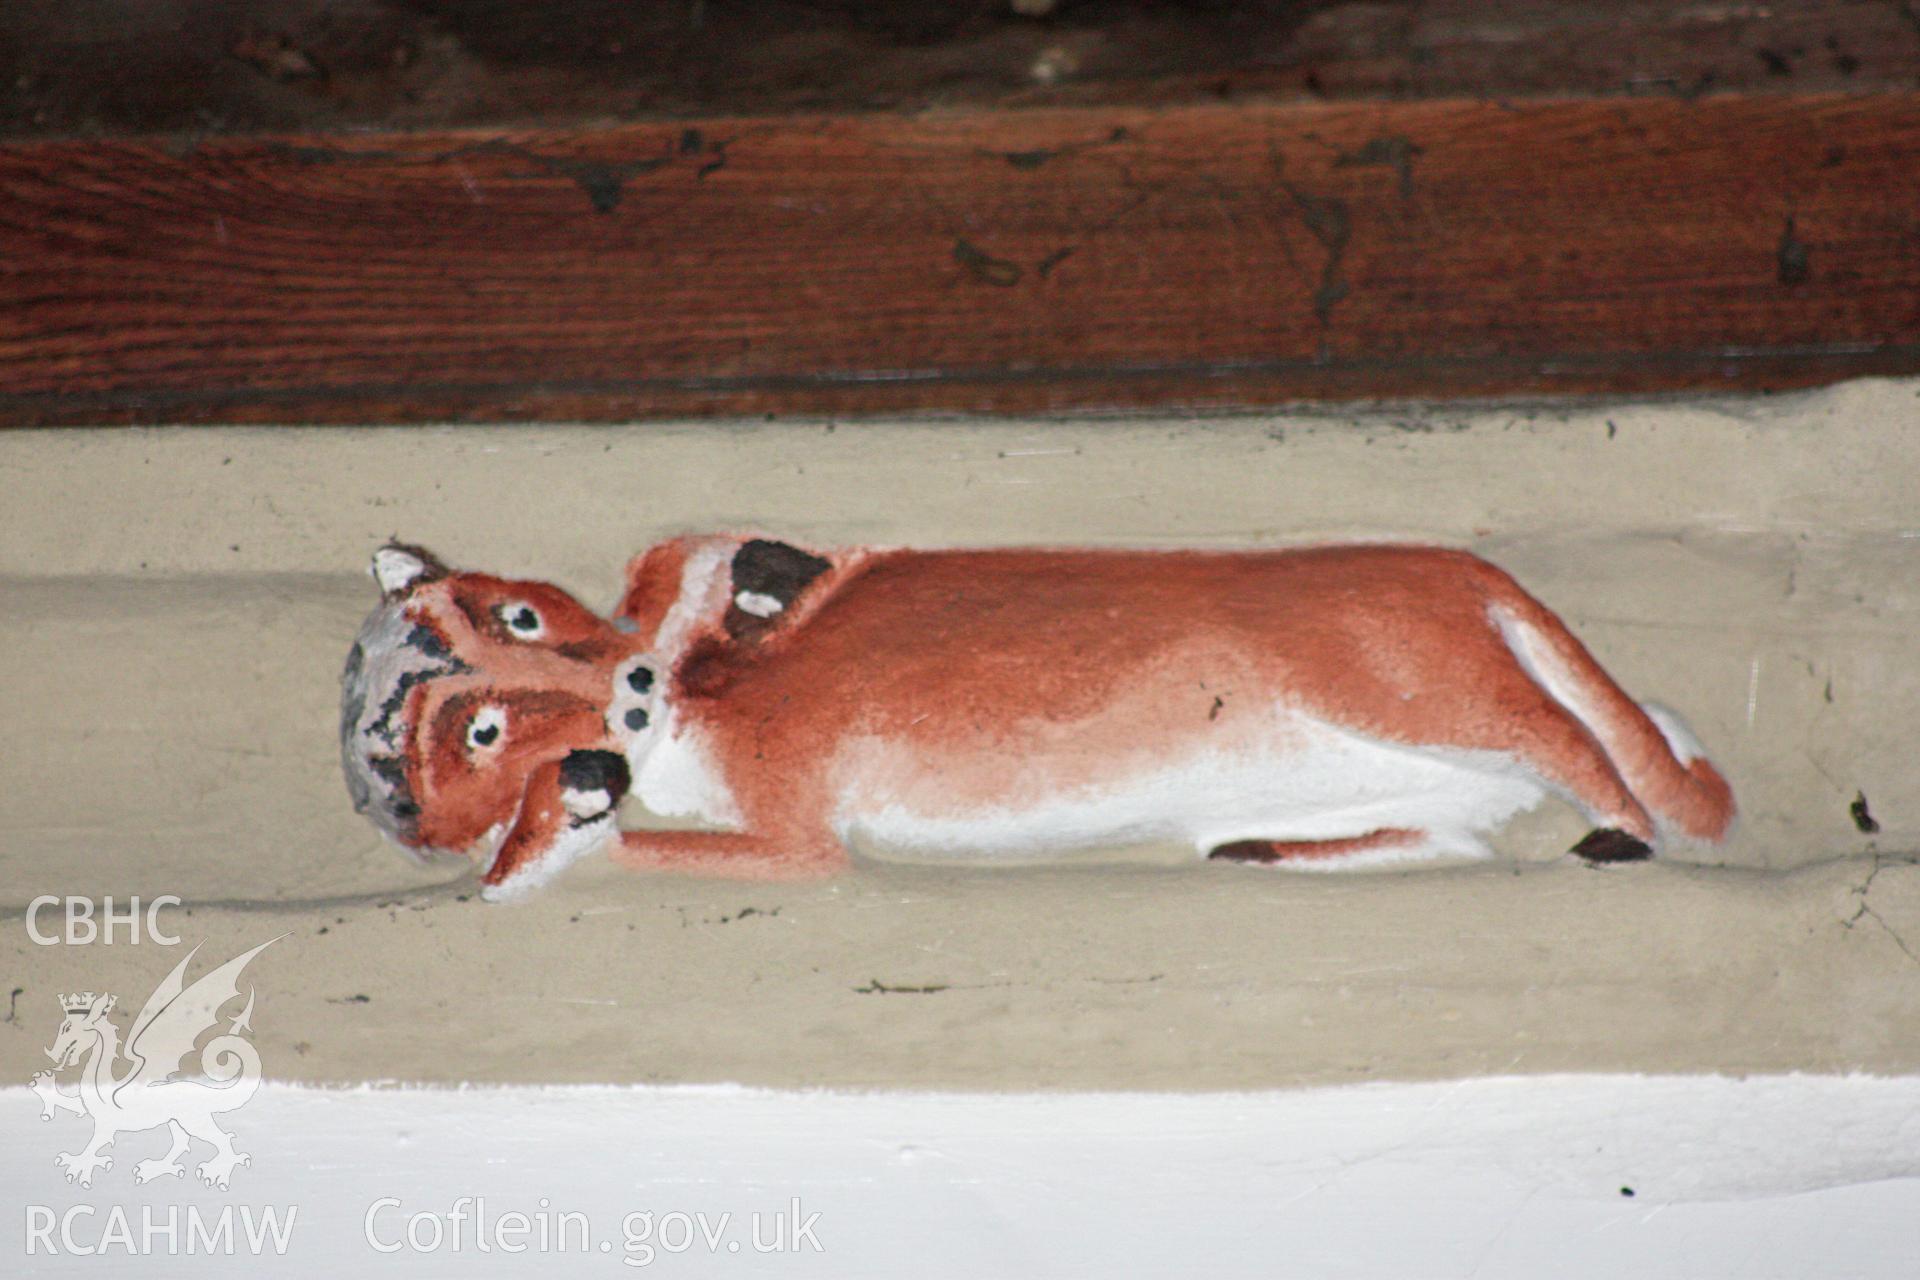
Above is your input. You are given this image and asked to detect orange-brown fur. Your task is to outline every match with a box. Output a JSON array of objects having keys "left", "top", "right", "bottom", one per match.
[{"left": 339, "top": 538, "right": 1735, "bottom": 898}]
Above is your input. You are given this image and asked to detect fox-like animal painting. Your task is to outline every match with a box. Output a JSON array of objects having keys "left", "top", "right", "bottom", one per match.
[{"left": 340, "top": 537, "right": 1734, "bottom": 901}]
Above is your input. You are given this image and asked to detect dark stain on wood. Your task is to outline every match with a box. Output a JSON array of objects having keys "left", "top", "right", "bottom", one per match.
[
  {"left": 1281, "top": 176, "right": 1353, "bottom": 325},
  {"left": 1036, "top": 247, "right": 1075, "bottom": 278},
  {"left": 1777, "top": 215, "right": 1812, "bottom": 285},
  {"left": 953, "top": 238, "right": 1025, "bottom": 287},
  {"left": 1333, "top": 134, "right": 1424, "bottom": 198}
]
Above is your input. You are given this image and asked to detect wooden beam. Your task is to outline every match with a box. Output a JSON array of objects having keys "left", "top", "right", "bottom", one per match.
[
  {"left": 4, "top": 92, "right": 1919, "bottom": 425},
  {"left": 9, "top": 1, "right": 1919, "bottom": 138}
]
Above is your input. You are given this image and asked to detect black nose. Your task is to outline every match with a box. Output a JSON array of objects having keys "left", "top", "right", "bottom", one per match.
[
  {"left": 627, "top": 665, "right": 654, "bottom": 693},
  {"left": 559, "top": 749, "right": 631, "bottom": 800}
]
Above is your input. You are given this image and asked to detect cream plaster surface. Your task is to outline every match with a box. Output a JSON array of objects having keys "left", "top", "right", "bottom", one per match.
[{"left": 2, "top": 379, "right": 1916, "bottom": 1087}]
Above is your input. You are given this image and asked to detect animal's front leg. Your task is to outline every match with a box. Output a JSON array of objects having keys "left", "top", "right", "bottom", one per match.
[
  {"left": 479, "top": 752, "right": 630, "bottom": 902},
  {"left": 193, "top": 1122, "right": 250, "bottom": 1190},
  {"left": 613, "top": 829, "right": 847, "bottom": 879},
  {"left": 56, "top": 1133, "right": 113, "bottom": 1187},
  {"left": 30, "top": 1069, "right": 84, "bottom": 1119}
]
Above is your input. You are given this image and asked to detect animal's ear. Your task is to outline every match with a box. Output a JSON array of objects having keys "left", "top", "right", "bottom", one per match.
[
  {"left": 726, "top": 538, "right": 834, "bottom": 642},
  {"left": 371, "top": 543, "right": 450, "bottom": 600}
]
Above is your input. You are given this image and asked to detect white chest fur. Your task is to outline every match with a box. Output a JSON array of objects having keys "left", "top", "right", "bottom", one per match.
[{"left": 627, "top": 713, "right": 743, "bottom": 829}]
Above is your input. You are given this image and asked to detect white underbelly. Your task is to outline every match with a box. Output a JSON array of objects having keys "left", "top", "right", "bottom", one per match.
[{"left": 833, "top": 718, "right": 1550, "bottom": 866}]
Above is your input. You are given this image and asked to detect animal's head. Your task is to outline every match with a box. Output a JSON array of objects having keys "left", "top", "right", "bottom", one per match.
[
  {"left": 339, "top": 544, "right": 661, "bottom": 875},
  {"left": 47, "top": 992, "right": 115, "bottom": 1066}
]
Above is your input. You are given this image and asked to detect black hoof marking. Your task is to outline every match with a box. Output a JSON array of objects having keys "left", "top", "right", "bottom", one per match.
[
  {"left": 1207, "top": 840, "right": 1281, "bottom": 865},
  {"left": 1571, "top": 828, "right": 1653, "bottom": 864}
]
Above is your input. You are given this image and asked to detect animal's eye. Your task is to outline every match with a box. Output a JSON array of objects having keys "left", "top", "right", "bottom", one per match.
[
  {"left": 496, "top": 601, "right": 545, "bottom": 640},
  {"left": 466, "top": 707, "right": 507, "bottom": 752}
]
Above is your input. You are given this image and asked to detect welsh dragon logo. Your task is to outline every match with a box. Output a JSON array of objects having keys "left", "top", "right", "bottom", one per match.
[{"left": 30, "top": 938, "right": 279, "bottom": 1190}]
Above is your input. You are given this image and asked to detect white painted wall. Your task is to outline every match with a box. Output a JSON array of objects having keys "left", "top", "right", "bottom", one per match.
[{"left": 7, "top": 1076, "right": 1918, "bottom": 1277}]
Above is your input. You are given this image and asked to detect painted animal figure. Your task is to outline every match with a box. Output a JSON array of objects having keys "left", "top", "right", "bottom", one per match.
[{"left": 340, "top": 537, "right": 1735, "bottom": 901}]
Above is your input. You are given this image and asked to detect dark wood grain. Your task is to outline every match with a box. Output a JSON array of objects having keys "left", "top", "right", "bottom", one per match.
[
  {"left": 4, "top": 92, "right": 1919, "bottom": 425},
  {"left": 9, "top": 1, "right": 1919, "bottom": 139}
]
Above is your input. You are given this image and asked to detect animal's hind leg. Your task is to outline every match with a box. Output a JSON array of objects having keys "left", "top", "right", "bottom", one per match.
[
  {"left": 187, "top": 1116, "right": 248, "bottom": 1190},
  {"left": 1208, "top": 828, "right": 1427, "bottom": 865},
  {"left": 134, "top": 1120, "right": 192, "bottom": 1184},
  {"left": 1461, "top": 675, "right": 1657, "bottom": 857}
]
